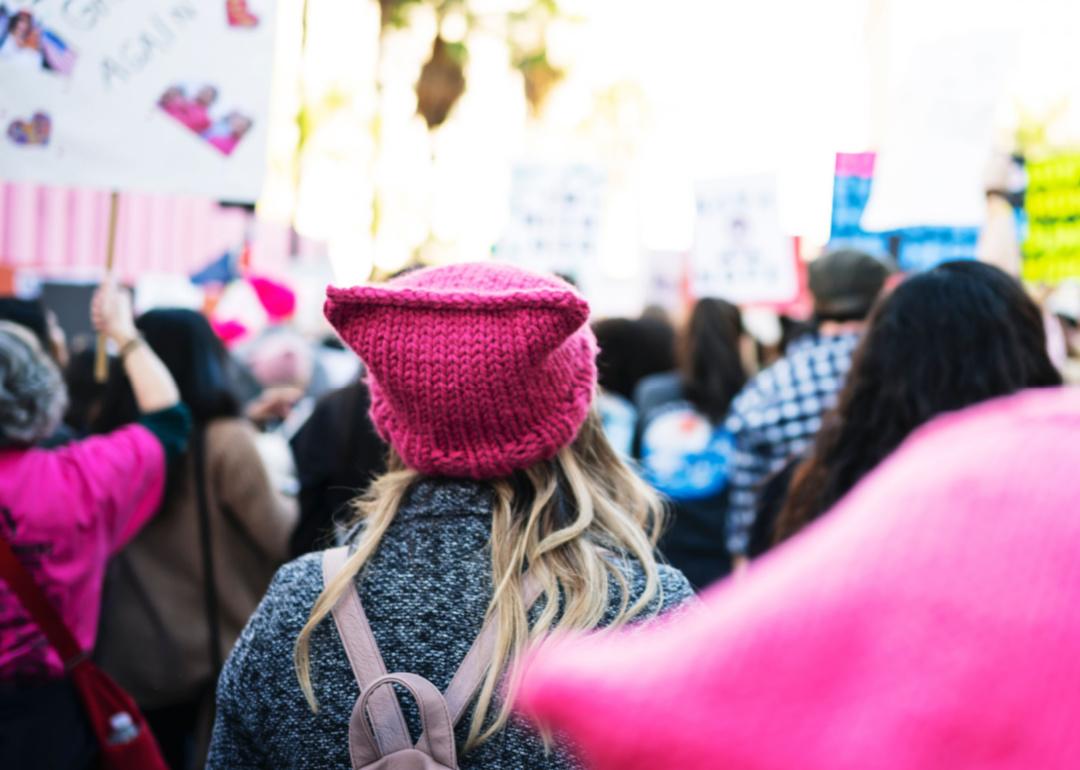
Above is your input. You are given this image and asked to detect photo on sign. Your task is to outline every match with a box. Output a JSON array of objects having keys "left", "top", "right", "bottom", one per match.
[
  {"left": 0, "top": 6, "right": 76, "bottom": 76},
  {"left": 226, "top": 0, "right": 261, "bottom": 28},
  {"left": 6, "top": 111, "right": 50, "bottom": 147},
  {"left": 158, "top": 83, "right": 254, "bottom": 157}
]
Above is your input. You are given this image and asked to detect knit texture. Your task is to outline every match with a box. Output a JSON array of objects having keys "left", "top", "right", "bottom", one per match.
[
  {"left": 324, "top": 263, "right": 597, "bottom": 479},
  {"left": 206, "top": 478, "right": 694, "bottom": 770},
  {"left": 515, "top": 388, "right": 1080, "bottom": 770}
]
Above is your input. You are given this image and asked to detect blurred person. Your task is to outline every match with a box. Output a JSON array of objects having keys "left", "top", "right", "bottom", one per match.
[
  {"left": 179, "top": 85, "right": 217, "bottom": 133},
  {"left": 0, "top": 286, "right": 189, "bottom": 770},
  {"left": 206, "top": 263, "right": 693, "bottom": 769},
  {"left": 723, "top": 249, "right": 891, "bottom": 560},
  {"left": 515, "top": 388, "right": 1080, "bottom": 770},
  {"left": 93, "top": 309, "right": 296, "bottom": 770},
  {"left": 0, "top": 298, "right": 74, "bottom": 446},
  {"left": 205, "top": 112, "right": 252, "bottom": 156},
  {"left": 0, "top": 10, "right": 43, "bottom": 69},
  {"left": 774, "top": 261, "right": 1061, "bottom": 544},
  {"left": 240, "top": 328, "right": 331, "bottom": 496},
  {"left": 0, "top": 297, "right": 68, "bottom": 369},
  {"left": 634, "top": 298, "right": 746, "bottom": 589},
  {"left": 591, "top": 315, "right": 675, "bottom": 457},
  {"left": 63, "top": 347, "right": 110, "bottom": 436},
  {"left": 159, "top": 85, "right": 189, "bottom": 121},
  {"left": 288, "top": 376, "right": 387, "bottom": 557},
  {"left": 1047, "top": 280, "right": 1080, "bottom": 384}
]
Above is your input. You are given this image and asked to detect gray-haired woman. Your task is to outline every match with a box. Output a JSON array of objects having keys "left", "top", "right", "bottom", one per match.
[{"left": 0, "top": 284, "right": 191, "bottom": 770}]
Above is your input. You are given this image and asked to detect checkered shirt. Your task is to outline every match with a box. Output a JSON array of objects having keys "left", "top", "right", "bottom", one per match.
[{"left": 723, "top": 332, "right": 861, "bottom": 555}]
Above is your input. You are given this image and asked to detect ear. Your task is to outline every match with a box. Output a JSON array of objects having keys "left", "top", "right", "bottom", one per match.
[{"left": 516, "top": 292, "right": 591, "bottom": 364}]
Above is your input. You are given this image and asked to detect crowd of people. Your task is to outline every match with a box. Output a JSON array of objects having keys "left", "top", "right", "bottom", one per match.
[{"left": 0, "top": 249, "right": 1078, "bottom": 769}]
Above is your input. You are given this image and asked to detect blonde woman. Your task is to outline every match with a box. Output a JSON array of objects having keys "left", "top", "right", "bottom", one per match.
[{"left": 206, "top": 263, "right": 694, "bottom": 769}]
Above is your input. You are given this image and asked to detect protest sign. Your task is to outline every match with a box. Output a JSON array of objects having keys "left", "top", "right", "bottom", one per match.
[
  {"left": 690, "top": 175, "right": 798, "bottom": 305},
  {"left": 1023, "top": 153, "right": 1080, "bottom": 284},
  {"left": 860, "top": 7, "right": 1017, "bottom": 232},
  {"left": 494, "top": 164, "right": 605, "bottom": 277},
  {"left": 829, "top": 152, "right": 979, "bottom": 272},
  {"left": 643, "top": 249, "right": 686, "bottom": 315},
  {"left": 0, "top": 0, "right": 276, "bottom": 201}
]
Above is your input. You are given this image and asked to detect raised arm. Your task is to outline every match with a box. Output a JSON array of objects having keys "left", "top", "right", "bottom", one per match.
[{"left": 91, "top": 281, "right": 179, "bottom": 413}]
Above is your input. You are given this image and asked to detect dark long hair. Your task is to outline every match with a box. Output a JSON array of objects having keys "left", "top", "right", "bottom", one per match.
[
  {"left": 775, "top": 261, "right": 1062, "bottom": 543},
  {"left": 592, "top": 316, "right": 675, "bottom": 401},
  {"left": 678, "top": 298, "right": 746, "bottom": 423},
  {"left": 94, "top": 308, "right": 240, "bottom": 431}
]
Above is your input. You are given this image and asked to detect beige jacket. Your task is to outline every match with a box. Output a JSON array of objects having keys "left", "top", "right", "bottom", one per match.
[{"left": 96, "top": 418, "right": 297, "bottom": 707}]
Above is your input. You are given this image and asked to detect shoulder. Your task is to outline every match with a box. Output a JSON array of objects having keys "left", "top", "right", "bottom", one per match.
[
  {"left": 726, "top": 366, "right": 780, "bottom": 429},
  {"left": 260, "top": 552, "right": 326, "bottom": 616},
  {"left": 605, "top": 557, "right": 696, "bottom": 623},
  {"left": 218, "top": 553, "right": 324, "bottom": 696},
  {"left": 633, "top": 371, "right": 682, "bottom": 412},
  {"left": 226, "top": 553, "right": 324, "bottom": 656},
  {"left": 206, "top": 417, "right": 257, "bottom": 447},
  {"left": 42, "top": 424, "right": 163, "bottom": 482}
]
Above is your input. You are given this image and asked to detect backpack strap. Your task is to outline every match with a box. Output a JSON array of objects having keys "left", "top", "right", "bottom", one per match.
[
  {"left": 440, "top": 572, "right": 545, "bottom": 725},
  {"left": 323, "top": 547, "right": 412, "bottom": 755},
  {"left": 349, "top": 673, "right": 457, "bottom": 769},
  {"left": 324, "top": 547, "right": 547, "bottom": 763}
]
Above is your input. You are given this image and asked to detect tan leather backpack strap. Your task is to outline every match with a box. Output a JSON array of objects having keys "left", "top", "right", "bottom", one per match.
[
  {"left": 349, "top": 673, "right": 458, "bottom": 769},
  {"left": 322, "top": 548, "right": 411, "bottom": 757},
  {"left": 441, "top": 571, "right": 545, "bottom": 726}
]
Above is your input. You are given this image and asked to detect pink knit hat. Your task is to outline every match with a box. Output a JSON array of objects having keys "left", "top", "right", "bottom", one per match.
[
  {"left": 325, "top": 263, "right": 597, "bottom": 479},
  {"left": 515, "top": 388, "right": 1080, "bottom": 770}
]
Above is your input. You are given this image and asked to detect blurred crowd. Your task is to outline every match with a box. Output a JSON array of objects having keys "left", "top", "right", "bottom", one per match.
[{"left": 1, "top": 252, "right": 1079, "bottom": 770}]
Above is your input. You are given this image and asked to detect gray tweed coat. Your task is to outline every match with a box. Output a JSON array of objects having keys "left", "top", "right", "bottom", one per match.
[{"left": 206, "top": 478, "right": 694, "bottom": 769}]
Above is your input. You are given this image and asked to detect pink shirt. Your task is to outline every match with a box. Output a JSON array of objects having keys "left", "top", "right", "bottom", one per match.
[{"left": 0, "top": 425, "right": 165, "bottom": 679}]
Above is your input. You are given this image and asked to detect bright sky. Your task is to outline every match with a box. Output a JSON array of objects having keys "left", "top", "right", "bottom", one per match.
[{"left": 263, "top": 0, "right": 1080, "bottom": 312}]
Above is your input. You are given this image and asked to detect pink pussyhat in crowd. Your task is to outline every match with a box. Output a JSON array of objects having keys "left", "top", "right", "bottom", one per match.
[
  {"left": 515, "top": 388, "right": 1080, "bottom": 770},
  {"left": 324, "top": 262, "right": 597, "bottom": 479}
]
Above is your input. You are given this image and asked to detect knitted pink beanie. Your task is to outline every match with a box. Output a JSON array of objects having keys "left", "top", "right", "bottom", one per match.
[
  {"left": 515, "top": 388, "right": 1080, "bottom": 770},
  {"left": 325, "top": 263, "right": 597, "bottom": 479}
]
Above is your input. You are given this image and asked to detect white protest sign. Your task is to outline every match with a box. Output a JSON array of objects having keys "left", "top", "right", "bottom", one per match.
[
  {"left": 643, "top": 249, "right": 685, "bottom": 314},
  {"left": 0, "top": 0, "right": 276, "bottom": 201},
  {"left": 690, "top": 175, "right": 798, "bottom": 305},
  {"left": 861, "top": 0, "right": 1019, "bottom": 230},
  {"left": 495, "top": 164, "right": 605, "bottom": 276}
]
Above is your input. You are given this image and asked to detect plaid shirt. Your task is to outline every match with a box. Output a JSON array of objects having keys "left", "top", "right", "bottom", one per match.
[{"left": 723, "top": 332, "right": 860, "bottom": 555}]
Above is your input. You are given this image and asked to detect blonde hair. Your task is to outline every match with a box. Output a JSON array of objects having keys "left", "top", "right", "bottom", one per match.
[{"left": 294, "top": 407, "right": 666, "bottom": 749}]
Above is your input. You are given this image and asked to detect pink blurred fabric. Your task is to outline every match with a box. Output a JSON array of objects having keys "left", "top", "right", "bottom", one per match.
[
  {"left": 249, "top": 275, "right": 297, "bottom": 320},
  {"left": 210, "top": 318, "right": 248, "bottom": 347},
  {"left": 515, "top": 388, "right": 1080, "bottom": 770},
  {"left": 324, "top": 262, "right": 597, "bottom": 479}
]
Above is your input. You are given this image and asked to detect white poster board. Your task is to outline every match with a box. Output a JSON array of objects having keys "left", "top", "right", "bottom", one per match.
[
  {"left": 861, "top": 1, "right": 1019, "bottom": 231},
  {"left": 643, "top": 249, "right": 685, "bottom": 314},
  {"left": 0, "top": 0, "right": 277, "bottom": 201},
  {"left": 495, "top": 164, "right": 605, "bottom": 276},
  {"left": 690, "top": 175, "right": 797, "bottom": 305}
]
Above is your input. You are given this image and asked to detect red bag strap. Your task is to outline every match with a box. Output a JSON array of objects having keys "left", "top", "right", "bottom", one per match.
[{"left": 0, "top": 532, "right": 87, "bottom": 670}]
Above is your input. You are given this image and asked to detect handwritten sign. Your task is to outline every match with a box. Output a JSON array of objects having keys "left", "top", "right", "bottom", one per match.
[
  {"left": 494, "top": 164, "right": 605, "bottom": 277},
  {"left": 690, "top": 175, "right": 798, "bottom": 305},
  {"left": 1023, "top": 154, "right": 1080, "bottom": 284},
  {"left": 0, "top": 1, "right": 276, "bottom": 201}
]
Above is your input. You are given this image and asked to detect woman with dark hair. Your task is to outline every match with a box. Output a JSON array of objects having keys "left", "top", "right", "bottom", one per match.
[
  {"left": 634, "top": 298, "right": 747, "bottom": 589},
  {"left": 774, "top": 260, "right": 1062, "bottom": 544},
  {"left": 591, "top": 315, "right": 675, "bottom": 457},
  {"left": 93, "top": 309, "right": 296, "bottom": 770}
]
